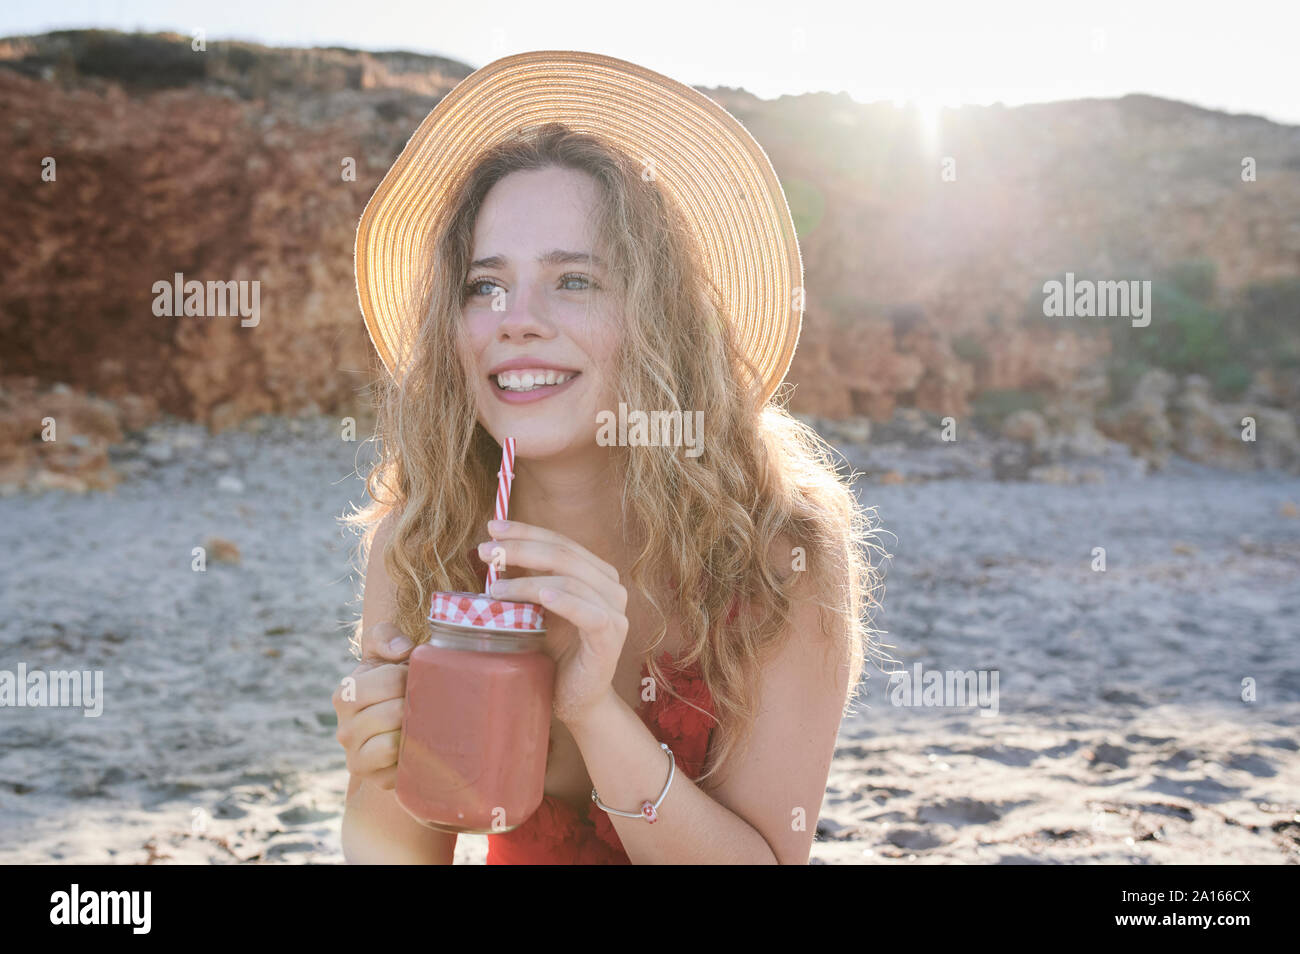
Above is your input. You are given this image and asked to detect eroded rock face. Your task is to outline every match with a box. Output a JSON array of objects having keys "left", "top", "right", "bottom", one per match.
[
  {"left": 1168, "top": 373, "right": 1300, "bottom": 471},
  {"left": 2, "top": 68, "right": 385, "bottom": 429},
  {"left": 1097, "top": 370, "right": 1177, "bottom": 467},
  {"left": 1002, "top": 409, "right": 1047, "bottom": 444},
  {"left": 1094, "top": 371, "right": 1300, "bottom": 473},
  {"left": 2, "top": 32, "right": 1298, "bottom": 447},
  {"left": 0, "top": 376, "right": 161, "bottom": 493}
]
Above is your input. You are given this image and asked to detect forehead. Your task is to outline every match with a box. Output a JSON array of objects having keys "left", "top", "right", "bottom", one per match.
[{"left": 472, "top": 166, "right": 604, "bottom": 253}]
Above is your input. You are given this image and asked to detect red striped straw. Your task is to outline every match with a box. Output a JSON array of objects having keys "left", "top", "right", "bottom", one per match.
[{"left": 484, "top": 437, "right": 515, "bottom": 592}]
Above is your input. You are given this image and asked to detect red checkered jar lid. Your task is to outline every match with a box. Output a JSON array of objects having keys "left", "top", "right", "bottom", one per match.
[{"left": 428, "top": 591, "right": 545, "bottom": 632}]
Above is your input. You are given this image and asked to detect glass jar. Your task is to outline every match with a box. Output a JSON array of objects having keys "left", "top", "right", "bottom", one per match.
[{"left": 395, "top": 591, "right": 553, "bottom": 834}]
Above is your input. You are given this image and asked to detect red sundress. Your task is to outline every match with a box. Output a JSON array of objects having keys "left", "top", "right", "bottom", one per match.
[{"left": 485, "top": 651, "right": 717, "bottom": 864}]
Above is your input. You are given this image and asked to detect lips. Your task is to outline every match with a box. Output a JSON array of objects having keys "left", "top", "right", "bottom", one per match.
[
  {"left": 489, "top": 371, "right": 581, "bottom": 405},
  {"left": 485, "top": 357, "right": 582, "bottom": 403},
  {"left": 494, "top": 368, "right": 578, "bottom": 392}
]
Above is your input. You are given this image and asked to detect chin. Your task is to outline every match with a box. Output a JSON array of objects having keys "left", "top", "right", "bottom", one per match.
[
  {"left": 508, "top": 430, "right": 600, "bottom": 461},
  {"left": 478, "top": 384, "right": 611, "bottom": 461},
  {"left": 477, "top": 414, "right": 590, "bottom": 460}
]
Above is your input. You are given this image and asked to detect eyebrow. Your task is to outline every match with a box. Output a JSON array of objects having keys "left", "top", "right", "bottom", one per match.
[{"left": 468, "top": 250, "right": 607, "bottom": 270}]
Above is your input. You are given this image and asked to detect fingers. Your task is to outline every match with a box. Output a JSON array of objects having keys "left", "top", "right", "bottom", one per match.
[
  {"left": 367, "top": 765, "right": 399, "bottom": 792},
  {"left": 488, "top": 574, "right": 605, "bottom": 610},
  {"left": 487, "top": 520, "right": 620, "bottom": 582},
  {"left": 531, "top": 585, "right": 627, "bottom": 652},
  {"left": 349, "top": 728, "right": 402, "bottom": 778},
  {"left": 337, "top": 695, "right": 405, "bottom": 753},
  {"left": 330, "top": 665, "right": 405, "bottom": 717},
  {"left": 359, "top": 620, "right": 415, "bottom": 665},
  {"left": 477, "top": 538, "right": 627, "bottom": 612},
  {"left": 336, "top": 627, "right": 412, "bottom": 790},
  {"left": 335, "top": 669, "right": 407, "bottom": 788}
]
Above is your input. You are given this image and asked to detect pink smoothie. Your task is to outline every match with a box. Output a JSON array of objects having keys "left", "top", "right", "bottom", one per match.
[{"left": 395, "top": 595, "right": 553, "bottom": 834}]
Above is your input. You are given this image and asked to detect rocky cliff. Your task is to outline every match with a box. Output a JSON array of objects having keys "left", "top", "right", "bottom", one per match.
[{"left": 2, "top": 30, "right": 1298, "bottom": 490}]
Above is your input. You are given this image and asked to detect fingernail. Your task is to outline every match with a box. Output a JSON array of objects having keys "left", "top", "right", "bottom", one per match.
[
  {"left": 489, "top": 581, "right": 506, "bottom": 596},
  {"left": 488, "top": 520, "right": 508, "bottom": 533},
  {"left": 388, "top": 635, "right": 412, "bottom": 654}
]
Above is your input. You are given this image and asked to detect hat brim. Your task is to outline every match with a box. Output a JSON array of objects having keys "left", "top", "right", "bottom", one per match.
[{"left": 354, "top": 49, "right": 803, "bottom": 404}]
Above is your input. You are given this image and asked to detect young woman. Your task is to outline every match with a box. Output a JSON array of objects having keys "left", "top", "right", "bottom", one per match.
[{"left": 333, "top": 52, "right": 886, "bottom": 864}]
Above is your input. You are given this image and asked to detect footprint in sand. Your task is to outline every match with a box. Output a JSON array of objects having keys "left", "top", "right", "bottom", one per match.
[{"left": 917, "top": 797, "right": 1003, "bottom": 826}]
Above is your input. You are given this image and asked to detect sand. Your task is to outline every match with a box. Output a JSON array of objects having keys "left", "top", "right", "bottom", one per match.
[{"left": 1, "top": 414, "right": 1296, "bottom": 864}]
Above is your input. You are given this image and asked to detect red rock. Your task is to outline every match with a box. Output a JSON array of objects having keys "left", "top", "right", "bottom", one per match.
[{"left": 2, "top": 33, "right": 1297, "bottom": 440}]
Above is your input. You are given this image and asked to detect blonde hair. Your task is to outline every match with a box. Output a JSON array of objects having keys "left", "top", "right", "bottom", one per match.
[{"left": 343, "top": 122, "right": 890, "bottom": 786}]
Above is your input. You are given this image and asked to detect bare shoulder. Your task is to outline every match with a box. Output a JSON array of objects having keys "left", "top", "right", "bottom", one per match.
[
  {"left": 732, "top": 531, "right": 854, "bottom": 722},
  {"left": 705, "top": 532, "right": 853, "bottom": 863},
  {"left": 764, "top": 531, "right": 849, "bottom": 650}
]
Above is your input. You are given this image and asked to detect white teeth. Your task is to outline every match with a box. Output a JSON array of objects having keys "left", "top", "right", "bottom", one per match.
[{"left": 495, "top": 370, "right": 576, "bottom": 391}]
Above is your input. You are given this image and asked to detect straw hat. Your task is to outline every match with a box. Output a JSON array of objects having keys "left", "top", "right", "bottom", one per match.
[{"left": 354, "top": 50, "right": 803, "bottom": 404}]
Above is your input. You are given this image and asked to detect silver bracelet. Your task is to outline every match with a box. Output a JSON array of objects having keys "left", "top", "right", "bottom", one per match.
[{"left": 591, "top": 743, "right": 675, "bottom": 823}]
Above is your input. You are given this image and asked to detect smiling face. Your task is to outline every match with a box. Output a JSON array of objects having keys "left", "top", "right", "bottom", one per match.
[{"left": 458, "top": 165, "right": 621, "bottom": 461}]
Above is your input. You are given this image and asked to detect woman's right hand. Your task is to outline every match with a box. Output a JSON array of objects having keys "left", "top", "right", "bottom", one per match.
[{"left": 333, "top": 620, "right": 414, "bottom": 791}]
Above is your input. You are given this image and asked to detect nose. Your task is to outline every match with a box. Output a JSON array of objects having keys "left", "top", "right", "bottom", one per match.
[{"left": 496, "top": 278, "right": 556, "bottom": 343}]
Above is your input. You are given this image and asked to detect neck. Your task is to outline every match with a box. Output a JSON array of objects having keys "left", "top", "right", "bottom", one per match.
[{"left": 507, "top": 447, "right": 631, "bottom": 570}]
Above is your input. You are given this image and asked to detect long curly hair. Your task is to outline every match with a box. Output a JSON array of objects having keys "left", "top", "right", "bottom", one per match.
[{"left": 343, "top": 121, "right": 890, "bottom": 787}]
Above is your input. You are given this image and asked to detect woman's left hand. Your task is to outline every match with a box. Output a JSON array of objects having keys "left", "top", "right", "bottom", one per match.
[{"left": 477, "top": 519, "right": 628, "bottom": 727}]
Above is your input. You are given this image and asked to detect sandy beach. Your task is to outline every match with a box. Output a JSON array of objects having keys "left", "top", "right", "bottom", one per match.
[{"left": 1, "top": 413, "right": 1296, "bottom": 864}]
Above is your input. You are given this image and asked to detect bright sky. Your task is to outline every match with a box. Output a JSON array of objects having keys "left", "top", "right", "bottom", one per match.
[{"left": 6, "top": 0, "right": 1299, "bottom": 124}]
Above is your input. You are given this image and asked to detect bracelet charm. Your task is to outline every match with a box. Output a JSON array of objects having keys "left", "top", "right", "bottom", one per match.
[{"left": 591, "top": 743, "right": 675, "bottom": 822}]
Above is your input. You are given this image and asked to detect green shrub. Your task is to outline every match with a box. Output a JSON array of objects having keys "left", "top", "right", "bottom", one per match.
[
  {"left": 1104, "top": 357, "right": 1152, "bottom": 405},
  {"left": 1235, "top": 276, "right": 1300, "bottom": 371},
  {"left": 1129, "top": 282, "right": 1231, "bottom": 374},
  {"left": 951, "top": 332, "right": 987, "bottom": 363},
  {"left": 971, "top": 389, "right": 1044, "bottom": 430},
  {"left": 1162, "top": 259, "right": 1217, "bottom": 304},
  {"left": 73, "top": 31, "right": 206, "bottom": 88},
  {"left": 1212, "top": 364, "right": 1252, "bottom": 400},
  {"left": 1106, "top": 261, "right": 1230, "bottom": 379}
]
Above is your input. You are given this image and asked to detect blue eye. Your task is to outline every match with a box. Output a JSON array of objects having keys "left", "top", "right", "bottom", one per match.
[
  {"left": 463, "top": 273, "right": 600, "bottom": 298},
  {"left": 560, "top": 273, "right": 597, "bottom": 291},
  {"left": 464, "top": 278, "right": 499, "bottom": 297}
]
